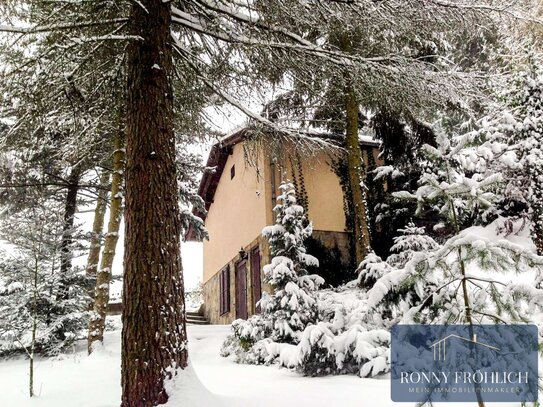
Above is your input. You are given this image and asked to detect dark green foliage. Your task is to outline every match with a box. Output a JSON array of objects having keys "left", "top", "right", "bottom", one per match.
[{"left": 305, "top": 237, "right": 353, "bottom": 287}]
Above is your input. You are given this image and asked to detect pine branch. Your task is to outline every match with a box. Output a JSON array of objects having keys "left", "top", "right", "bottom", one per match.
[{"left": 0, "top": 18, "right": 129, "bottom": 35}]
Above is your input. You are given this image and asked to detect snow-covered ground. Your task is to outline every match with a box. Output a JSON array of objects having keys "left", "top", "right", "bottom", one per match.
[{"left": 0, "top": 318, "right": 523, "bottom": 407}]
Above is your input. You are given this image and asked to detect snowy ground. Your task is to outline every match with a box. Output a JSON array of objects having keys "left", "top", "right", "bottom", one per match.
[{"left": 0, "top": 318, "right": 525, "bottom": 407}]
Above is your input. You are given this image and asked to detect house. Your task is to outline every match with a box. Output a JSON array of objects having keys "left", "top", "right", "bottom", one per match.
[{"left": 187, "top": 128, "right": 381, "bottom": 324}]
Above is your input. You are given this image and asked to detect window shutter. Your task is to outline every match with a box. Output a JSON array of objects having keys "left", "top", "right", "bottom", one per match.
[
  {"left": 224, "top": 267, "right": 230, "bottom": 313},
  {"left": 219, "top": 267, "right": 230, "bottom": 315}
]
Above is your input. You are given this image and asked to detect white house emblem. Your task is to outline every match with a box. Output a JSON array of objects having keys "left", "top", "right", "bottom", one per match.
[{"left": 430, "top": 334, "right": 500, "bottom": 361}]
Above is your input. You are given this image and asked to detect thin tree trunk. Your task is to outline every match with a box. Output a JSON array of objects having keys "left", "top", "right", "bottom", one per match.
[
  {"left": 532, "top": 208, "right": 543, "bottom": 256},
  {"left": 447, "top": 162, "right": 485, "bottom": 407},
  {"left": 88, "top": 134, "right": 124, "bottom": 354},
  {"left": 345, "top": 84, "right": 371, "bottom": 266},
  {"left": 85, "top": 170, "right": 110, "bottom": 306},
  {"left": 121, "top": 1, "right": 188, "bottom": 405},
  {"left": 58, "top": 167, "right": 81, "bottom": 299},
  {"left": 29, "top": 255, "right": 38, "bottom": 398}
]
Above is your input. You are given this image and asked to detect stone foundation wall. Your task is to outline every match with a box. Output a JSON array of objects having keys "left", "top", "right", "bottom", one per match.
[
  {"left": 203, "top": 230, "right": 351, "bottom": 324},
  {"left": 312, "top": 230, "right": 352, "bottom": 264},
  {"left": 202, "top": 235, "right": 271, "bottom": 324}
]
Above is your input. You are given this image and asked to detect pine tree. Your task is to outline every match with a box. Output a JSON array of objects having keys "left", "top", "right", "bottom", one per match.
[
  {"left": 476, "top": 61, "right": 543, "bottom": 254},
  {"left": 121, "top": 2, "right": 188, "bottom": 405},
  {"left": 0, "top": 201, "right": 89, "bottom": 395},
  {"left": 259, "top": 183, "right": 322, "bottom": 343}
]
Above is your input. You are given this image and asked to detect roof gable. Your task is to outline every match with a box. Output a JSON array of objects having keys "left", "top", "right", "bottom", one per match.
[{"left": 186, "top": 128, "right": 380, "bottom": 241}]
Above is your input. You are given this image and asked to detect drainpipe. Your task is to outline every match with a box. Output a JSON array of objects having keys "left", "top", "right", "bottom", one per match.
[{"left": 270, "top": 158, "right": 277, "bottom": 211}]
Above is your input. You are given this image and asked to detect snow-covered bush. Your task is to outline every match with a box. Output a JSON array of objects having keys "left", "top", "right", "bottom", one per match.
[
  {"left": 262, "top": 308, "right": 390, "bottom": 377},
  {"left": 357, "top": 252, "right": 392, "bottom": 288}
]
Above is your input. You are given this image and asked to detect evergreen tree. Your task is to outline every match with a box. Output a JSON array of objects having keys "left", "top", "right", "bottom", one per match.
[
  {"left": 0, "top": 201, "right": 89, "bottom": 399},
  {"left": 222, "top": 182, "right": 323, "bottom": 360},
  {"left": 475, "top": 60, "right": 543, "bottom": 254},
  {"left": 386, "top": 222, "right": 439, "bottom": 268},
  {"left": 367, "top": 131, "right": 543, "bottom": 327},
  {"left": 259, "top": 183, "right": 322, "bottom": 342}
]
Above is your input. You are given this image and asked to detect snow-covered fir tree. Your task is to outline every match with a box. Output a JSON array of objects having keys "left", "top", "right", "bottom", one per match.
[
  {"left": 474, "top": 61, "right": 543, "bottom": 255},
  {"left": 367, "top": 130, "right": 543, "bottom": 326},
  {"left": 386, "top": 222, "right": 439, "bottom": 268},
  {"left": 0, "top": 203, "right": 89, "bottom": 358},
  {"left": 258, "top": 183, "right": 323, "bottom": 342},
  {"left": 221, "top": 182, "right": 323, "bottom": 359},
  {"left": 358, "top": 223, "right": 439, "bottom": 290}
]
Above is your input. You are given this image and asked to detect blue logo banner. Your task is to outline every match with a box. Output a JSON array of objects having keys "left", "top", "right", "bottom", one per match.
[{"left": 391, "top": 324, "right": 538, "bottom": 403}]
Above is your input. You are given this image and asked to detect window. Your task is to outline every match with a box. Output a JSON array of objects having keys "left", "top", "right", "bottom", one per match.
[
  {"left": 230, "top": 164, "right": 235, "bottom": 179},
  {"left": 219, "top": 267, "right": 230, "bottom": 315}
]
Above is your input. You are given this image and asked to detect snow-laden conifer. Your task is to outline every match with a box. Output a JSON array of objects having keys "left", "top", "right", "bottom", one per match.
[
  {"left": 0, "top": 204, "right": 89, "bottom": 358},
  {"left": 367, "top": 130, "right": 543, "bottom": 326},
  {"left": 222, "top": 182, "right": 323, "bottom": 361},
  {"left": 472, "top": 62, "right": 543, "bottom": 255},
  {"left": 387, "top": 222, "right": 439, "bottom": 267}
]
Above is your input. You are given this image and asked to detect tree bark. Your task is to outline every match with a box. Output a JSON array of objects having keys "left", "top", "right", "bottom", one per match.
[
  {"left": 335, "top": 33, "right": 372, "bottom": 268},
  {"left": 344, "top": 84, "right": 371, "bottom": 266},
  {"left": 532, "top": 210, "right": 543, "bottom": 256},
  {"left": 58, "top": 167, "right": 81, "bottom": 298},
  {"left": 121, "top": 1, "right": 188, "bottom": 406},
  {"left": 88, "top": 134, "right": 124, "bottom": 354},
  {"left": 85, "top": 170, "right": 110, "bottom": 295}
]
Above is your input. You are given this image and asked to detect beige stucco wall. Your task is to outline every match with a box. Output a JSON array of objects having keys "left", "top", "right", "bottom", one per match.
[
  {"left": 202, "top": 143, "right": 268, "bottom": 283},
  {"left": 300, "top": 152, "right": 347, "bottom": 233},
  {"left": 202, "top": 140, "right": 382, "bottom": 285},
  {"left": 272, "top": 148, "right": 348, "bottom": 233}
]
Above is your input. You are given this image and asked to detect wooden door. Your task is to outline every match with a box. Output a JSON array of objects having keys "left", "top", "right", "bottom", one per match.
[
  {"left": 235, "top": 260, "right": 248, "bottom": 320},
  {"left": 251, "top": 247, "right": 262, "bottom": 314}
]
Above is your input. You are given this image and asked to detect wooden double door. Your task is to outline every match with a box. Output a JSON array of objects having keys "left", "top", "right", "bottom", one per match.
[{"left": 235, "top": 247, "right": 262, "bottom": 320}]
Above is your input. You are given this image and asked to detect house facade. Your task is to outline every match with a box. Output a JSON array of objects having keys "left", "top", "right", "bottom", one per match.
[{"left": 187, "top": 129, "right": 381, "bottom": 324}]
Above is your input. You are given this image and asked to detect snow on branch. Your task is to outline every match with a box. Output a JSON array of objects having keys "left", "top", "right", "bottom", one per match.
[
  {"left": 171, "top": 38, "right": 342, "bottom": 151},
  {"left": 0, "top": 18, "right": 129, "bottom": 35}
]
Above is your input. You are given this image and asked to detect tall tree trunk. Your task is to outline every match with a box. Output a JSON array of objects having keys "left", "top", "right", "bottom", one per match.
[
  {"left": 58, "top": 167, "right": 81, "bottom": 298},
  {"left": 336, "top": 33, "right": 371, "bottom": 267},
  {"left": 85, "top": 170, "right": 110, "bottom": 303},
  {"left": 121, "top": 1, "right": 188, "bottom": 405},
  {"left": 447, "top": 164, "right": 485, "bottom": 407},
  {"left": 29, "top": 255, "right": 39, "bottom": 398},
  {"left": 345, "top": 84, "right": 371, "bottom": 266},
  {"left": 88, "top": 134, "right": 124, "bottom": 354}
]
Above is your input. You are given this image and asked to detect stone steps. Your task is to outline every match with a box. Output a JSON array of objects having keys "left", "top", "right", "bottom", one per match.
[
  {"left": 186, "top": 311, "right": 209, "bottom": 325},
  {"left": 107, "top": 304, "right": 209, "bottom": 324}
]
